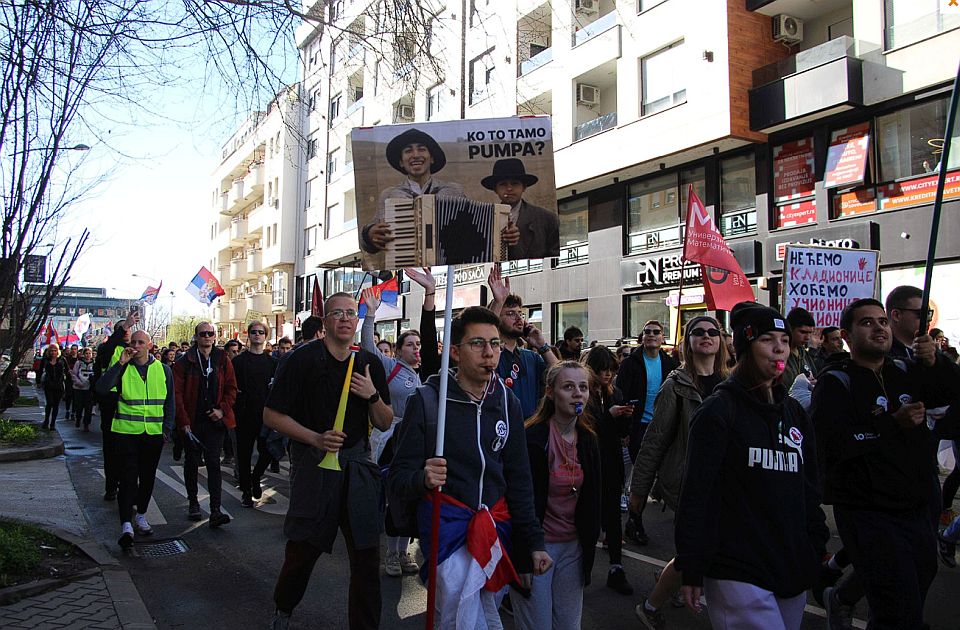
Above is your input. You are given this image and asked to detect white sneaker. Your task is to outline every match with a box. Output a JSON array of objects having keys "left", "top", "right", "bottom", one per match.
[
  {"left": 385, "top": 551, "right": 402, "bottom": 577},
  {"left": 134, "top": 513, "right": 153, "bottom": 535},
  {"left": 399, "top": 552, "right": 420, "bottom": 575},
  {"left": 118, "top": 522, "right": 134, "bottom": 548}
]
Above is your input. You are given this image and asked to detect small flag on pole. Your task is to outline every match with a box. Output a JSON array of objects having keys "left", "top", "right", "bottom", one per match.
[
  {"left": 357, "top": 276, "right": 399, "bottom": 320},
  {"left": 139, "top": 281, "right": 162, "bottom": 305},
  {"left": 73, "top": 313, "right": 92, "bottom": 338},
  {"left": 185, "top": 267, "right": 225, "bottom": 306},
  {"left": 311, "top": 276, "right": 324, "bottom": 317},
  {"left": 682, "top": 186, "right": 755, "bottom": 311}
]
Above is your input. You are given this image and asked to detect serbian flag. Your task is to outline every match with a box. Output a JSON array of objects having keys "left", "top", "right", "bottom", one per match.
[
  {"left": 357, "top": 276, "right": 399, "bottom": 319},
  {"left": 682, "top": 186, "right": 755, "bottom": 310},
  {"left": 310, "top": 276, "right": 324, "bottom": 317},
  {"left": 73, "top": 313, "right": 92, "bottom": 338},
  {"left": 139, "top": 281, "right": 162, "bottom": 305},
  {"left": 62, "top": 332, "right": 80, "bottom": 346},
  {"left": 185, "top": 267, "right": 225, "bottom": 306},
  {"left": 42, "top": 322, "right": 59, "bottom": 346},
  {"left": 417, "top": 494, "right": 519, "bottom": 629}
]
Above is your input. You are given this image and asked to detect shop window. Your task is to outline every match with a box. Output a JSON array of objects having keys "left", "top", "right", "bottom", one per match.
[
  {"left": 884, "top": 0, "right": 960, "bottom": 50},
  {"left": 556, "top": 197, "right": 589, "bottom": 268},
  {"left": 772, "top": 137, "right": 817, "bottom": 229},
  {"left": 625, "top": 294, "right": 671, "bottom": 340},
  {"left": 877, "top": 97, "right": 950, "bottom": 181},
  {"left": 719, "top": 152, "right": 756, "bottom": 236},
  {"left": 626, "top": 167, "right": 705, "bottom": 254},
  {"left": 553, "top": 300, "right": 588, "bottom": 344}
]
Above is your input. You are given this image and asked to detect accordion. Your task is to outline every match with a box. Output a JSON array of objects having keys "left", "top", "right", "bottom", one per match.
[{"left": 382, "top": 194, "right": 510, "bottom": 268}]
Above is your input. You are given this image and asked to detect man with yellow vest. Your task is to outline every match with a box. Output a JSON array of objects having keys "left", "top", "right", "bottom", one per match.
[{"left": 96, "top": 330, "right": 175, "bottom": 549}]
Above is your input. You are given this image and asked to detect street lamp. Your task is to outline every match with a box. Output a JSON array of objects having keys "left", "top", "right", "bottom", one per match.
[{"left": 8, "top": 143, "right": 91, "bottom": 156}]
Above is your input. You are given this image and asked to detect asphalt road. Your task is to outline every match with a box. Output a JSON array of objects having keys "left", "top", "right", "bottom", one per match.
[{"left": 57, "top": 416, "right": 960, "bottom": 629}]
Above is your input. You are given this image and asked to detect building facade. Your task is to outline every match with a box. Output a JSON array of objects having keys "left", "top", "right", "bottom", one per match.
[
  {"left": 206, "top": 90, "right": 302, "bottom": 342},
  {"left": 288, "top": 0, "right": 959, "bottom": 345}
]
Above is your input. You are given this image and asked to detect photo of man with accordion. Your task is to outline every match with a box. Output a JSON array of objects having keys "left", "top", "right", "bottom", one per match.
[{"left": 481, "top": 158, "right": 560, "bottom": 260}]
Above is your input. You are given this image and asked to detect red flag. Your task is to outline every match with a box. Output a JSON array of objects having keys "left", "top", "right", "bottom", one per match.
[
  {"left": 310, "top": 276, "right": 323, "bottom": 317},
  {"left": 681, "top": 186, "right": 754, "bottom": 310},
  {"left": 43, "top": 321, "right": 59, "bottom": 346}
]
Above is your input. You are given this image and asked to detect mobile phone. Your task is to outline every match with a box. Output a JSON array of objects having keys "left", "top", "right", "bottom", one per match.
[
  {"left": 522, "top": 324, "right": 534, "bottom": 337},
  {"left": 627, "top": 399, "right": 641, "bottom": 406}
]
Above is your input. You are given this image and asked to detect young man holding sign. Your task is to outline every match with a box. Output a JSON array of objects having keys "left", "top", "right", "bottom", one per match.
[{"left": 265, "top": 292, "right": 392, "bottom": 630}]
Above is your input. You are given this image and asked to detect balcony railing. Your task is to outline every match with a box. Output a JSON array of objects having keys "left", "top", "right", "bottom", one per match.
[
  {"left": 573, "top": 11, "right": 617, "bottom": 47},
  {"left": 519, "top": 47, "right": 553, "bottom": 76},
  {"left": 555, "top": 242, "right": 588, "bottom": 268},
  {"left": 346, "top": 97, "right": 364, "bottom": 116},
  {"left": 574, "top": 111, "right": 617, "bottom": 141},
  {"left": 272, "top": 287, "right": 288, "bottom": 308}
]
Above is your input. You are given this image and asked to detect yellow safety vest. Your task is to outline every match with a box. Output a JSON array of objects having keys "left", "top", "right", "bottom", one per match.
[
  {"left": 108, "top": 345, "right": 124, "bottom": 393},
  {"left": 113, "top": 360, "right": 166, "bottom": 435}
]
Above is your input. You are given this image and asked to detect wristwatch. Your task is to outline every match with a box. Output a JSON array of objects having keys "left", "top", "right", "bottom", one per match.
[
  {"left": 537, "top": 344, "right": 552, "bottom": 355},
  {"left": 367, "top": 392, "right": 381, "bottom": 404}
]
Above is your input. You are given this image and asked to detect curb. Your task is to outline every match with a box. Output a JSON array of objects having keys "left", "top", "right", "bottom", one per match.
[
  {"left": 0, "top": 567, "right": 101, "bottom": 606},
  {"left": 0, "top": 433, "right": 64, "bottom": 462}
]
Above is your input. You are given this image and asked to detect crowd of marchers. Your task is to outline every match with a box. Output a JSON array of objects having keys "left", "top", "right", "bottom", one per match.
[{"left": 28, "top": 271, "right": 960, "bottom": 630}]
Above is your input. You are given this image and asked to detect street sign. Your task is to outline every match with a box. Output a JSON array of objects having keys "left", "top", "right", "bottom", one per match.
[{"left": 23, "top": 255, "right": 46, "bottom": 283}]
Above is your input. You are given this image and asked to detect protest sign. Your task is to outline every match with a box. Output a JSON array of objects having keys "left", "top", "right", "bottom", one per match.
[
  {"left": 352, "top": 116, "right": 558, "bottom": 271},
  {"left": 781, "top": 244, "right": 879, "bottom": 327}
]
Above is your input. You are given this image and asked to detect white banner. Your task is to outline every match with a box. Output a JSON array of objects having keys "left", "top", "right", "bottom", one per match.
[{"left": 781, "top": 245, "right": 880, "bottom": 327}]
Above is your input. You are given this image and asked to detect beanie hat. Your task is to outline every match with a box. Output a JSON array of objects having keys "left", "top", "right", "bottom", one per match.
[
  {"left": 730, "top": 302, "right": 791, "bottom": 359},
  {"left": 786, "top": 307, "right": 816, "bottom": 328}
]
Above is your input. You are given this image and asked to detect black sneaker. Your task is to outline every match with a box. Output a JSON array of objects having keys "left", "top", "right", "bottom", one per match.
[
  {"left": 606, "top": 566, "right": 634, "bottom": 595},
  {"left": 241, "top": 492, "right": 254, "bottom": 508},
  {"left": 188, "top": 501, "right": 202, "bottom": 521},
  {"left": 625, "top": 514, "right": 649, "bottom": 546},
  {"left": 635, "top": 602, "right": 666, "bottom": 630},
  {"left": 824, "top": 586, "right": 854, "bottom": 630},
  {"left": 938, "top": 533, "right": 957, "bottom": 568},
  {"left": 209, "top": 509, "right": 230, "bottom": 528},
  {"left": 252, "top": 480, "right": 262, "bottom": 500}
]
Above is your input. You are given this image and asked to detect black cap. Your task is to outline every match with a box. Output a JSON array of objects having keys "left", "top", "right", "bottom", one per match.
[{"left": 730, "top": 302, "right": 791, "bottom": 359}]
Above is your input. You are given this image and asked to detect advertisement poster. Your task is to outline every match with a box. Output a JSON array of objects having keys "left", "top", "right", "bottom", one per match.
[
  {"left": 776, "top": 199, "right": 817, "bottom": 228},
  {"left": 878, "top": 169, "right": 960, "bottom": 211},
  {"left": 782, "top": 244, "right": 880, "bottom": 327},
  {"left": 824, "top": 122, "right": 870, "bottom": 189},
  {"left": 773, "top": 137, "right": 816, "bottom": 203},
  {"left": 352, "top": 116, "right": 559, "bottom": 271}
]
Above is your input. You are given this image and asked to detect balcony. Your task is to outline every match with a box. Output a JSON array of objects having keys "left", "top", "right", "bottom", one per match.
[
  {"left": 212, "top": 304, "right": 225, "bottom": 323},
  {"left": 246, "top": 292, "right": 271, "bottom": 314},
  {"left": 230, "top": 216, "right": 248, "bottom": 243},
  {"left": 242, "top": 164, "right": 263, "bottom": 201},
  {"left": 519, "top": 47, "right": 553, "bottom": 77},
  {"left": 229, "top": 257, "right": 245, "bottom": 282},
  {"left": 227, "top": 179, "right": 244, "bottom": 210},
  {"left": 573, "top": 11, "right": 617, "bottom": 47},
  {"left": 574, "top": 111, "right": 617, "bottom": 141},
  {"left": 218, "top": 265, "right": 237, "bottom": 287},
  {"left": 246, "top": 249, "right": 262, "bottom": 275},
  {"left": 228, "top": 299, "right": 247, "bottom": 321},
  {"left": 748, "top": 37, "right": 886, "bottom": 132}
]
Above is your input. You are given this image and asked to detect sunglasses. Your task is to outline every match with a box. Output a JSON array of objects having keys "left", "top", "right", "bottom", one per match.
[
  {"left": 196, "top": 331, "right": 215, "bottom": 338},
  {"left": 689, "top": 328, "right": 721, "bottom": 337},
  {"left": 642, "top": 328, "right": 662, "bottom": 336},
  {"left": 895, "top": 307, "right": 934, "bottom": 320}
]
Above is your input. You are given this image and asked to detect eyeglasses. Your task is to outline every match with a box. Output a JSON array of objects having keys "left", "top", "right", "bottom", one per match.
[
  {"left": 249, "top": 330, "right": 266, "bottom": 336},
  {"left": 326, "top": 309, "right": 359, "bottom": 320},
  {"left": 895, "top": 307, "right": 934, "bottom": 320},
  {"left": 642, "top": 328, "right": 663, "bottom": 336},
  {"left": 502, "top": 310, "right": 525, "bottom": 319},
  {"left": 459, "top": 337, "right": 502, "bottom": 352},
  {"left": 196, "top": 331, "right": 215, "bottom": 338},
  {"left": 689, "top": 328, "right": 721, "bottom": 338}
]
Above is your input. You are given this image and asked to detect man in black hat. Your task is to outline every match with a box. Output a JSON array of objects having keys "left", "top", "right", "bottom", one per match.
[
  {"left": 482, "top": 158, "right": 559, "bottom": 260},
  {"left": 360, "top": 128, "right": 465, "bottom": 253}
]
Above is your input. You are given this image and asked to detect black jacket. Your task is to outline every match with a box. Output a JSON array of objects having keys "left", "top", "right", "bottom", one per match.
[
  {"left": 811, "top": 354, "right": 960, "bottom": 512},
  {"left": 675, "top": 377, "right": 828, "bottom": 597},
  {"left": 513, "top": 421, "right": 601, "bottom": 584},
  {"left": 36, "top": 358, "right": 69, "bottom": 393},
  {"left": 615, "top": 349, "right": 678, "bottom": 450},
  {"left": 590, "top": 386, "right": 629, "bottom": 492},
  {"left": 94, "top": 325, "right": 128, "bottom": 401},
  {"left": 387, "top": 370, "right": 545, "bottom": 554}
]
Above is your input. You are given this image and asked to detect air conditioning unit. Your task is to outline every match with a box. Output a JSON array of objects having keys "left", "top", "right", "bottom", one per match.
[
  {"left": 577, "top": 83, "right": 600, "bottom": 106},
  {"left": 575, "top": 0, "right": 598, "bottom": 15},
  {"left": 398, "top": 104, "right": 415, "bottom": 120},
  {"left": 773, "top": 14, "right": 804, "bottom": 44}
]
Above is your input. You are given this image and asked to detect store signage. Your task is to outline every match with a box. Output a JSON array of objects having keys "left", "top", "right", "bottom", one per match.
[
  {"left": 621, "top": 241, "right": 760, "bottom": 290},
  {"left": 878, "top": 169, "right": 960, "bottom": 211},
  {"left": 824, "top": 122, "right": 870, "bottom": 189},
  {"left": 435, "top": 284, "right": 484, "bottom": 309},
  {"left": 781, "top": 244, "right": 880, "bottom": 327},
  {"left": 773, "top": 138, "right": 816, "bottom": 203},
  {"left": 770, "top": 222, "right": 878, "bottom": 265},
  {"left": 435, "top": 264, "right": 486, "bottom": 288},
  {"left": 776, "top": 199, "right": 817, "bottom": 228}
]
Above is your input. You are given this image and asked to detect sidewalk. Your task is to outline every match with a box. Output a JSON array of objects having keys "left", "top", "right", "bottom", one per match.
[{"left": 0, "top": 404, "right": 157, "bottom": 629}]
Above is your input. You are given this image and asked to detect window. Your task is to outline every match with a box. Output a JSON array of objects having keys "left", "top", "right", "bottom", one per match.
[
  {"left": 553, "top": 301, "right": 588, "bottom": 344},
  {"left": 306, "top": 134, "right": 318, "bottom": 159},
  {"left": 326, "top": 203, "right": 343, "bottom": 238},
  {"left": 266, "top": 225, "right": 271, "bottom": 245},
  {"left": 272, "top": 270, "right": 288, "bottom": 307},
  {"left": 273, "top": 223, "right": 278, "bottom": 246},
  {"left": 641, "top": 40, "right": 686, "bottom": 116},
  {"left": 304, "top": 225, "right": 318, "bottom": 255},
  {"left": 329, "top": 42, "right": 338, "bottom": 76},
  {"left": 556, "top": 197, "right": 589, "bottom": 267},
  {"left": 626, "top": 167, "right": 705, "bottom": 253},
  {"left": 326, "top": 149, "right": 339, "bottom": 183},
  {"left": 625, "top": 293, "right": 671, "bottom": 340},
  {"left": 328, "top": 94, "right": 341, "bottom": 124},
  {"left": 639, "top": 0, "right": 667, "bottom": 11},
  {"left": 720, "top": 152, "right": 757, "bottom": 236},
  {"left": 884, "top": 0, "right": 960, "bottom": 49},
  {"left": 305, "top": 177, "right": 316, "bottom": 209},
  {"left": 427, "top": 84, "right": 443, "bottom": 120},
  {"left": 877, "top": 97, "right": 949, "bottom": 181},
  {"left": 772, "top": 138, "right": 817, "bottom": 228},
  {"left": 469, "top": 48, "right": 496, "bottom": 105}
]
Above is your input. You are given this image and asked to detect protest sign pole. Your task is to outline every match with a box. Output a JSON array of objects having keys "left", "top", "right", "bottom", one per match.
[
  {"left": 918, "top": 62, "right": 960, "bottom": 334},
  {"left": 426, "top": 264, "right": 455, "bottom": 630}
]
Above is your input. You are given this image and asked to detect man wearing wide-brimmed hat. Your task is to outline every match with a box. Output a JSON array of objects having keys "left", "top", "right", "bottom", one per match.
[
  {"left": 482, "top": 158, "right": 559, "bottom": 260},
  {"left": 360, "top": 128, "right": 466, "bottom": 253}
]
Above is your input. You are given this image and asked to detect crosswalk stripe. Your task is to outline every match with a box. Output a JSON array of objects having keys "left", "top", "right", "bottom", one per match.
[
  {"left": 95, "top": 468, "right": 167, "bottom": 525},
  {"left": 196, "top": 466, "right": 289, "bottom": 515},
  {"left": 163, "top": 466, "right": 232, "bottom": 518}
]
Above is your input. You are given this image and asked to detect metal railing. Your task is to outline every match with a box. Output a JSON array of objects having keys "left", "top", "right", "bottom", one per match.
[{"left": 574, "top": 111, "right": 617, "bottom": 141}]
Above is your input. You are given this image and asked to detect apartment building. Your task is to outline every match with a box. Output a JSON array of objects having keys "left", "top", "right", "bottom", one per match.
[
  {"left": 294, "top": 0, "right": 960, "bottom": 345},
  {"left": 206, "top": 90, "right": 301, "bottom": 341}
]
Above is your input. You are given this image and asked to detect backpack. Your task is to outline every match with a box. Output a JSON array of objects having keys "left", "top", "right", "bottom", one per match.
[{"left": 386, "top": 384, "right": 438, "bottom": 538}]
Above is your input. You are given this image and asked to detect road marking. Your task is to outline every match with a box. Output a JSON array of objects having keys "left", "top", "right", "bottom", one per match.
[
  {"left": 617, "top": 545, "right": 866, "bottom": 628},
  {"left": 96, "top": 468, "right": 167, "bottom": 525},
  {"left": 163, "top": 466, "right": 232, "bottom": 518},
  {"left": 197, "top": 466, "right": 289, "bottom": 515}
]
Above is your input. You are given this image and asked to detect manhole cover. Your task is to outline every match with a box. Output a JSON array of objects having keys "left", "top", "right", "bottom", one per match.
[{"left": 132, "top": 539, "right": 189, "bottom": 558}]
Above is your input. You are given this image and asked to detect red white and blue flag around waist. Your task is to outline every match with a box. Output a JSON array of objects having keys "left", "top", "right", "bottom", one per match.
[{"left": 418, "top": 493, "right": 519, "bottom": 629}]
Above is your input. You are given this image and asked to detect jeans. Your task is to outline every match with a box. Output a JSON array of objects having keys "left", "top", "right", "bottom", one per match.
[
  {"left": 703, "top": 578, "right": 806, "bottom": 630},
  {"left": 943, "top": 513, "right": 960, "bottom": 542},
  {"left": 512, "top": 540, "right": 583, "bottom": 630},
  {"left": 43, "top": 387, "right": 63, "bottom": 427},
  {"left": 236, "top": 416, "right": 270, "bottom": 494},
  {"left": 184, "top": 420, "right": 226, "bottom": 510},
  {"left": 73, "top": 389, "right": 94, "bottom": 427},
  {"left": 115, "top": 432, "right": 164, "bottom": 524},
  {"left": 835, "top": 506, "right": 936, "bottom": 630}
]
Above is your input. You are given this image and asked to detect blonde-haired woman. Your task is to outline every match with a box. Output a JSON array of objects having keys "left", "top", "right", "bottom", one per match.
[{"left": 511, "top": 360, "right": 601, "bottom": 630}]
